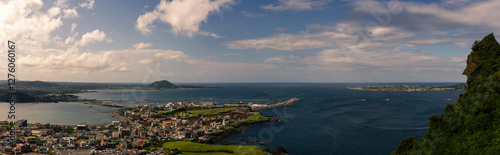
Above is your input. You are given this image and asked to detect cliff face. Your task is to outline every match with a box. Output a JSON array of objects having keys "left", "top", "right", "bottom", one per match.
[{"left": 393, "top": 33, "right": 500, "bottom": 154}]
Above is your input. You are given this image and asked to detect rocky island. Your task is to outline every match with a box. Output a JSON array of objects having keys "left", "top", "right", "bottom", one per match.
[{"left": 393, "top": 33, "right": 500, "bottom": 154}]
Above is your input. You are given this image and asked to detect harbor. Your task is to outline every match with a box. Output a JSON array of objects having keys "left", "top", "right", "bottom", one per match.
[{"left": 76, "top": 97, "right": 299, "bottom": 111}]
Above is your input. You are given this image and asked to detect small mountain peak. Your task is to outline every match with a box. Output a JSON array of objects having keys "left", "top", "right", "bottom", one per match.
[{"left": 149, "top": 80, "right": 177, "bottom": 89}]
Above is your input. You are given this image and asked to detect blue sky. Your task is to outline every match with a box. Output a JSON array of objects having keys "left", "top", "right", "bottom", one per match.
[{"left": 1, "top": 0, "right": 499, "bottom": 83}]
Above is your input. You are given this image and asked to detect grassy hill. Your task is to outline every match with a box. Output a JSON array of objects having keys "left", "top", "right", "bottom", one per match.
[{"left": 393, "top": 33, "right": 500, "bottom": 154}]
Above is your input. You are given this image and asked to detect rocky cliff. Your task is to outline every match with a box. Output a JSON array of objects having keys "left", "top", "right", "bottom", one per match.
[{"left": 393, "top": 33, "right": 500, "bottom": 154}]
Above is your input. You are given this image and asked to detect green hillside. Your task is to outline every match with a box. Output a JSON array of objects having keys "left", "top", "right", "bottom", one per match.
[{"left": 393, "top": 33, "right": 500, "bottom": 154}]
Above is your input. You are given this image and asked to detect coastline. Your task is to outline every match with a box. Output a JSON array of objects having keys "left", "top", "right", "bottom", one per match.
[{"left": 205, "top": 116, "right": 279, "bottom": 144}]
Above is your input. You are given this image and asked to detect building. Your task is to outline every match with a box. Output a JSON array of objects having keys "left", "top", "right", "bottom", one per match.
[
  {"left": 119, "top": 127, "right": 131, "bottom": 137},
  {"left": 16, "top": 119, "right": 27, "bottom": 127},
  {"left": 112, "top": 121, "right": 120, "bottom": 126},
  {"left": 76, "top": 124, "right": 87, "bottom": 131},
  {"left": 112, "top": 131, "right": 120, "bottom": 138}
]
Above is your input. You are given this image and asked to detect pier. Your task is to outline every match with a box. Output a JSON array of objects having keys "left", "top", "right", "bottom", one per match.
[{"left": 250, "top": 98, "right": 299, "bottom": 111}]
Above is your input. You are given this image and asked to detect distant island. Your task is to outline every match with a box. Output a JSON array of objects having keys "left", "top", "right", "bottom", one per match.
[
  {"left": 148, "top": 80, "right": 219, "bottom": 89},
  {"left": 348, "top": 83, "right": 465, "bottom": 91}
]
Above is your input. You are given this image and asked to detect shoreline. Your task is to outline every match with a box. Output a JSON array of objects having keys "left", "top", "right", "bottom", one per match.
[{"left": 205, "top": 116, "right": 279, "bottom": 144}]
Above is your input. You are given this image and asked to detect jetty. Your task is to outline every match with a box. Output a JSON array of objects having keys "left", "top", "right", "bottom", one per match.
[{"left": 250, "top": 98, "right": 299, "bottom": 111}]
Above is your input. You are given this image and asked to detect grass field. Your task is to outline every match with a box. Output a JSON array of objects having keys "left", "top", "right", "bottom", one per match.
[
  {"left": 187, "top": 107, "right": 250, "bottom": 116},
  {"left": 245, "top": 112, "right": 269, "bottom": 123},
  {"left": 231, "top": 112, "right": 269, "bottom": 127},
  {"left": 162, "top": 141, "right": 267, "bottom": 155}
]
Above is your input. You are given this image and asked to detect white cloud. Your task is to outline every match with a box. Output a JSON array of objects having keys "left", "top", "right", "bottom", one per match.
[
  {"left": 134, "top": 43, "right": 153, "bottom": 50},
  {"left": 241, "top": 11, "right": 265, "bottom": 18},
  {"left": 64, "top": 32, "right": 78, "bottom": 45},
  {"left": 353, "top": 0, "right": 500, "bottom": 31},
  {"left": 402, "top": 0, "right": 500, "bottom": 29},
  {"left": 48, "top": 7, "right": 62, "bottom": 16},
  {"left": 135, "top": 11, "right": 158, "bottom": 35},
  {"left": 265, "top": 57, "right": 284, "bottom": 63},
  {"left": 441, "top": 0, "right": 472, "bottom": 7},
  {"left": 16, "top": 47, "right": 198, "bottom": 81},
  {"left": 63, "top": 8, "right": 78, "bottom": 18},
  {"left": 261, "top": 0, "right": 328, "bottom": 11},
  {"left": 352, "top": 0, "right": 389, "bottom": 13},
  {"left": 136, "top": 0, "right": 235, "bottom": 37},
  {"left": 224, "top": 24, "right": 357, "bottom": 51},
  {"left": 71, "top": 23, "right": 77, "bottom": 32},
  {"left": 303, "top": 47, "right": 463, "bottom": 72},
  {"left": 199, "top": 31, "right": 222, "bottom": 38},
  {"left": 106, "top": 38, "right": 113, "bottom": 43},
  {"left": 223, "top": 20, "right": 470, "bottom": 82},
  {"left": 118, "top": 67, "right": 130, "bottom": 72},
  {"left": 0, "top": 0, "right": 63, "bottom": 52},
  {"left": 79, "top": 0, "right": 95, "bottom": 9},
  {"left": 139, "top": 59, "right": 155, "bottom": 64},
  {"left": 55, "top": 0, "right": 69, "bottom": 8},
  {"left": 18, "top": 48, "right": 125, "bottom": 74},
  {"left": 78, "top": 30, "right": 108, "bottom": 46},
  {"left": 154, "top": 50, "right": 200, "bottom": 65}
]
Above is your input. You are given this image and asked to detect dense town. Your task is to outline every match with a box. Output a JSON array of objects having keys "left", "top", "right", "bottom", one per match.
[{"left": 0, "top": 98, "right": 298, "bottom": 155}]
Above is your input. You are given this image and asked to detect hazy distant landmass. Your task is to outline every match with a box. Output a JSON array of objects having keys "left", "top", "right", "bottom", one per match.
[
  {"left": 18, "top": 80, "right": 60, "bottom": 88},
  {"left": 393, "top": 33, "right": 500, "bottom": 154},
  {"left": 349, "top": 83, "right": 465, "bottom": 91},
  {"left": 0, "top": 79, "right": 217, "bottom": 103}
]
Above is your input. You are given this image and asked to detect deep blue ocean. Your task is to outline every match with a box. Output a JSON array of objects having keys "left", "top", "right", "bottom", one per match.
[{"left": 1, "top": 83, "right": 465, "bottom": 154}]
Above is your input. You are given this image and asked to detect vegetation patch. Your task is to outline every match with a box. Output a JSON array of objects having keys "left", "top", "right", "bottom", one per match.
[
  {"left": 162, "top": 141, "right": 267, "bottom": 155},
  {"left": 187, "top": 107, "right": 250, "bottom": 116}
]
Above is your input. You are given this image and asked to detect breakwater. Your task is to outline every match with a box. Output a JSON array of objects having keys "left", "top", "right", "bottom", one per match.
[{"left": 250, "top": 98, "right": 299, "bottom": 111}]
